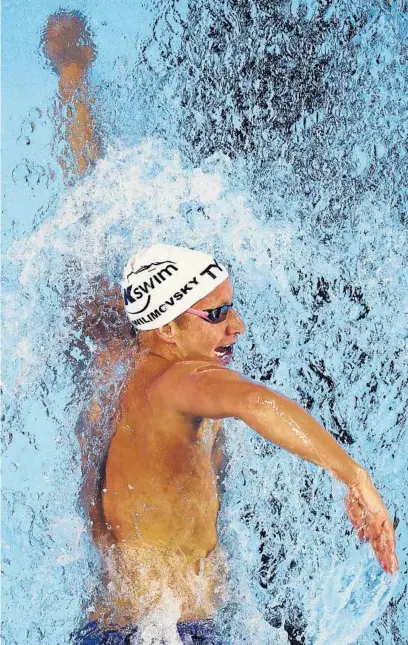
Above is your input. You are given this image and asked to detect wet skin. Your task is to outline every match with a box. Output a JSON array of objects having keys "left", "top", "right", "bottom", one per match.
[{"left": 41, "top": 11, "right": 100, "bottom": 179}]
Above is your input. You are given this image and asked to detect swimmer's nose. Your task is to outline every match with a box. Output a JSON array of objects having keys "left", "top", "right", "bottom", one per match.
[{"left": 226, "top": 308, "right": 246, "bottom": 335}]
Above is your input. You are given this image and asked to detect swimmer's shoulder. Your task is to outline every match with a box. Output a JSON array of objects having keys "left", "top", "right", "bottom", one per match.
[
  {"left": 156, "top": 359, "right": 231, "bottom": 385},
  {"left": 146, "top": 359, "right": 227, "bottom": 403},
  {"left": 149, "top": 359, "right": 252, "bottom": 419},
  {"left": 119, "top": 357, "right": 249, "bottom": 419},
  {"left": 116, "top": 356, "right": 207, "bottom": 406}
]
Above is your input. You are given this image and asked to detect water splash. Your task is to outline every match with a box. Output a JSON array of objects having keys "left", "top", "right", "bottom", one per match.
[
  {"left": 3, "top": 0, "right": 408, "bottom": 643},
  {"left": 4, "top": 137, "right": 406, "bottom": 644}
]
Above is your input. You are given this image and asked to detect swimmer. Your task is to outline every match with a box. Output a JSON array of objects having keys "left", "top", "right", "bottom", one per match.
[
  {"left": 41, "top": 14, "right": 398, "bottom": 644},
  {"left": 74, "top": 244, "right": 397, "bottom": 645}
]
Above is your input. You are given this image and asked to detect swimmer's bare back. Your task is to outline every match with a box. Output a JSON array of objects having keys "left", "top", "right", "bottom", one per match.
[
  {"left": 71, "top": 282, "right": 226, "bottom": 622},
  {"left": 104, "top": 355, "right": 222, "bottom": 559},
  {"left": 101, "top": 353, "right": 227, "bottom": 623}
]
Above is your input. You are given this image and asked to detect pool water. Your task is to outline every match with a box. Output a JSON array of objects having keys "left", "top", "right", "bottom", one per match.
[{"left": 2, "top": 1, "right": 407, "bottom": 644}]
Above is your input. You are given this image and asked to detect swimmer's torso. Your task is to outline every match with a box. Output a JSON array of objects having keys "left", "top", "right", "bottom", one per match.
[{"left": 90, "top": 351, "right": 227, "bottom": 623}]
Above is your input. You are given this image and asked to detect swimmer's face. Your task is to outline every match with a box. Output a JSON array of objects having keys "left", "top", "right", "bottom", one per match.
[{"left": 172, "top": 278, "right": 246, "bottom": 366}]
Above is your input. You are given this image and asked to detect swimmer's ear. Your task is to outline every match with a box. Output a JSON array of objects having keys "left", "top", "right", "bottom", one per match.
[{"left": 154, "top": 322, "right": 177, "bottom": 345}]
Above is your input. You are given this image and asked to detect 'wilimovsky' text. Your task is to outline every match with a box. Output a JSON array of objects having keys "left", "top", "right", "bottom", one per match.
[{"left": 132, "top": 277, "right": 199, "bottom": 326}]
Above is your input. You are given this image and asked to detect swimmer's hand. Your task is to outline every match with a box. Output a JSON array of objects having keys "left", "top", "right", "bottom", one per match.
[
  {"left": 41, "top": 11, "right": 96, "bottom": 75},
  {"left": 344, "top": 471, "right": 398, "bottom": 575}
]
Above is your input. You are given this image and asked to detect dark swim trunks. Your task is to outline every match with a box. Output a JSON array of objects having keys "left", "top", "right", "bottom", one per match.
[{"left": 71, "top": 619, "right": 224, "bottom": 644}]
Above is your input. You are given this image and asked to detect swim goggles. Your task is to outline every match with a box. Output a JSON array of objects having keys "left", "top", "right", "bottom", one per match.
[{"left": 186, "top": 303, "right": 233, "bottom": 324}]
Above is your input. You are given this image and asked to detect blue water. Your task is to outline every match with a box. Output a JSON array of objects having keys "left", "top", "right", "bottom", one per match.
[{"left": 2, "top": 1, "right": 407, "bottom": 644}]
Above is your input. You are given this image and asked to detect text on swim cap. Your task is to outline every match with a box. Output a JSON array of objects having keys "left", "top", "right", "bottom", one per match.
[
  {"left": 126, "top": 259, "right": 224, "bottom": 327},
  {"left": 124, "top": 262, "right": 178, "bottom": 307}
]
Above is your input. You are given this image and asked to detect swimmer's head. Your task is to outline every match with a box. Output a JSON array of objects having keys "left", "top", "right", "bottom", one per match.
[
  {"left": 168, "top": 277, "right": 246, "bottom": 365},
  {"left": 122, "top": 244, "right": 245, "bottom": 364},
  {"left": 122, "top": 244, "right": 229, "bottom": 331}
]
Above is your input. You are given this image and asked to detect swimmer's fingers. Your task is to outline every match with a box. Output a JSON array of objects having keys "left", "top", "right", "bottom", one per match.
[
  {"left": 353, "top": 487, "right": 396, "bottom": 551},
  {"left": 365, "top": 513, "right": 395, "bottom": 548},
  {"left": 41, "top": 13, "right": 96, "bottom": 72},
  {"left": 366, "top": 513, "right": 398, "bottom": 574},
  {"left": 345, "top": 486, "right": 398, "bottom": 574},
  {"left": 365, "top": 511, "right": 396, "bottom": 553},
  {"left": 344, "top": 491, "right": 369, "bottom": 541}
]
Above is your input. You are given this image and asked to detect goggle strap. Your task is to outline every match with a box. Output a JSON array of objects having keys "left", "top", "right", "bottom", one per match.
[
  {"left": 186, "top": 303, "right": 233, "bottom": 323},
  {"left": 186, "top": 307, "right": 211, "bottom": 321}
]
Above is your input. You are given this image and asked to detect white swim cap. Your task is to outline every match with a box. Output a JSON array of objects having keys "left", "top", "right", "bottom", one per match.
[{"left": 122, "top": 244, "right": 229, "bottom": 330}]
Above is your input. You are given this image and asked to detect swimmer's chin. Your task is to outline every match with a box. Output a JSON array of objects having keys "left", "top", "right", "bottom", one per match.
[{"left": 181, "top": 346, "right": 234, "bottom": 365}]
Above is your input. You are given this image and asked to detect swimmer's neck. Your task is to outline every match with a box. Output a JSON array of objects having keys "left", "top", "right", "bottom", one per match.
[
  {"left": 137, "top": 332, "right": 212, "bottom": 365},
  {"left": 137, "top": 332, "right": 179, "bottom": 363}
]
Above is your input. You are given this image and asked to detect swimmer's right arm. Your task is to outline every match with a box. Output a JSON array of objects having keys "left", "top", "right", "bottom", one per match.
[
  {"left": 42, "top": 12, "right": 100, "bottom": 180},
  {"left": 162, "top": 362, "right": 361, "bottom": 484},
  {"left": 158, "top": 361, "right": 398, "bottom": 574}
]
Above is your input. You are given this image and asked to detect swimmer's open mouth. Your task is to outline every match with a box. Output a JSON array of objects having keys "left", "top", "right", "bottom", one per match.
[{"left": 214, "top": 344, "right": 234, "bottom": 358}]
